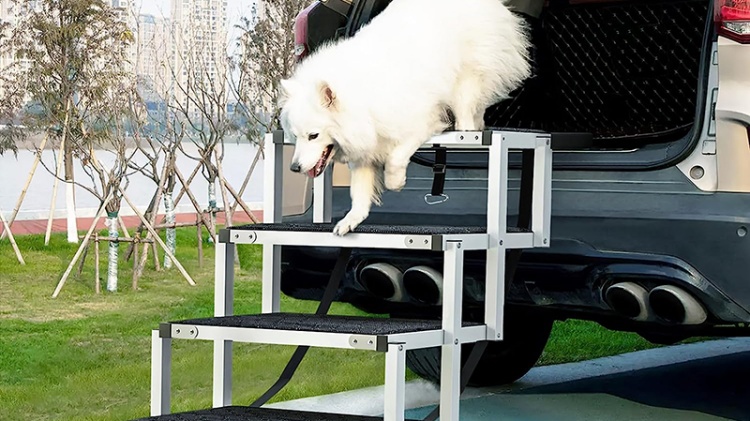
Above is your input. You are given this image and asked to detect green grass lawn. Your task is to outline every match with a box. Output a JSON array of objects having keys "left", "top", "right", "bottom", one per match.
[{"left": 0, "top": 228, "right": 662, "bottom": 421}]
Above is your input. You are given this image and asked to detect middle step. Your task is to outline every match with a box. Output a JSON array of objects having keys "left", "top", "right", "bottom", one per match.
[
  {"left": 161, "top": 313, "right": 487, "bottom": 351},
  {"left": 221, "top": 223, "right": 534, "bottom": 250}
]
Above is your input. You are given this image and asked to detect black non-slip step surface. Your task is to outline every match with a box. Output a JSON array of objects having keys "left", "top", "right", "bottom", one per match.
[
  {"left": 228, "top": 222, "right": 527, "bottom": 235},
  {"left": 172, "top": 313, "right": 478, "bottom": 335},
  {"left": 133, "top": 406, "right": 415, "bottom": 421}
]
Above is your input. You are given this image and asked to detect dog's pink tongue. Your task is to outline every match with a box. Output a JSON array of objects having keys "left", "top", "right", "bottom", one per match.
[{"left": 307, "top": 168, "right": 316, "bottom": 178}]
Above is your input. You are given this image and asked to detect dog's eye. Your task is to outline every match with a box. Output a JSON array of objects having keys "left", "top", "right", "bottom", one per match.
[{"left": 308, "top": 133, "right": 319, "bottom": 140}]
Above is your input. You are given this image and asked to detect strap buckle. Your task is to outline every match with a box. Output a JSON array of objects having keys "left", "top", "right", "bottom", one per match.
[{"left": 424, "top": 193, "right": 449, "bottom": 205}]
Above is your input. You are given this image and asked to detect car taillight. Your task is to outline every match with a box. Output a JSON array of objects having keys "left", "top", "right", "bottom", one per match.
[
  {"left": 716, "top": 0, "right": 750, "bottom": 43},
  {"left": 294, "top": 3, "right": 316, "bottom": 62}
]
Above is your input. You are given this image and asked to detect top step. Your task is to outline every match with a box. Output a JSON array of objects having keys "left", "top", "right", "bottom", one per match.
[{"left": 220, "top": 223, "right": 533, "bottom": 250}]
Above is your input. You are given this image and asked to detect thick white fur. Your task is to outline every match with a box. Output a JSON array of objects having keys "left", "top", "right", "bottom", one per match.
[{"left": 279, "top": 0, "right": 531, "bottom": 236}]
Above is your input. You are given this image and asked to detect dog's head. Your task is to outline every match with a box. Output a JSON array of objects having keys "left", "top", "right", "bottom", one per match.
[{"left": 279, "top": 78, "right": 339, "bottom": 178}]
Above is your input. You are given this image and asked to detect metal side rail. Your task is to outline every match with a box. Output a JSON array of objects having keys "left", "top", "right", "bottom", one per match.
[{"left": 220, "top": 223, "right": 531, "bottom": 251}]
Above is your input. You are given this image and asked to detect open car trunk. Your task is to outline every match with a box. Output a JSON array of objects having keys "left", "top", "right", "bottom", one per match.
[
  {"left": 306, "top": 0, "right": 713, "bottom": 157},
  {"left": 488, "top": 0, "right": 710, "bottom": 147}
]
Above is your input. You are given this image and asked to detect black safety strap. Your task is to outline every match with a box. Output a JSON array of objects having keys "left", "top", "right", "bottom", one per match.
[
  {"left": 250, "top": 247, "right": 353, "bottom": 407},
  {"left": 431, "top": 147, "right": 447, "bottom": 196},
  {"left": 421, "top": 148, "right": 536, "bottom": 421},
  {"left": 425, "top": 146, "right": 449, "bottom": 205}
]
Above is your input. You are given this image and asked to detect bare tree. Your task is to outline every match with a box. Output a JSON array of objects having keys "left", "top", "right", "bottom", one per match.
[
  {"left": 0, "top": 19, "right": 24, "bottom": 156},
  {"left": 230, "top": 0, "right": 306, "bottom": 207},
  {"left": 75, "top": 80, "right": 142, "bottom": 291},
  {"left": 5, "top": 0, "right": 139, "bottom": 290},
  {"left": 166, "top": 11, "right": 240, "bottom": 240},
  {"left": 5, "top": 0, "right": 134, "bottom": 242},
  {"left": 233, "top": 0, "right": 305, "bottom": 141}
]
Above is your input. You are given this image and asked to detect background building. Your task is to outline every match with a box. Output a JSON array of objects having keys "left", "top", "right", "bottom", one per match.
[
  {"left": 135, "top": 13, "right": 171, "bottom": 101},
  {"left": 169, "top": 0, "right": 229, "bottom": 107}
]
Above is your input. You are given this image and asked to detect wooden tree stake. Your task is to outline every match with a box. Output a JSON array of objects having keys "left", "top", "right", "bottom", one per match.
[
  {"left": 173, "top": 166, "right": 216, "bottom": 243},
  {"left": 0, "top": 208, "right": 25, "bottom": 265},
  {"left": 0, "top": 134, "right": 49, "bottom": 241},
  {"left": 52, "top": 193, "right": 113, "bottom": 298},
  {"left": 120, "top": 187, "right": 196, "bottom": 287},
  {"left": 118, "top": 214, "right": 131, "bottom": 239}
]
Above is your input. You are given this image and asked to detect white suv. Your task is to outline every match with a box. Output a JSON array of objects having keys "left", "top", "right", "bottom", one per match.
[{"left": 272, "top": 0, "right": 750, "bottom": 387}]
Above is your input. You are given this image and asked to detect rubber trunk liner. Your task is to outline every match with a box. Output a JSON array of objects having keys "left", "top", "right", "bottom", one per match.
[{"left": 485, "top": 0, "right": 709, "bottom": 141}]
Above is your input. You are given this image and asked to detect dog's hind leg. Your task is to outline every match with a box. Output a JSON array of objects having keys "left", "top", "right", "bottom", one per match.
[{"left": 333, "top": 164, "right": 381, "bottom": 236}]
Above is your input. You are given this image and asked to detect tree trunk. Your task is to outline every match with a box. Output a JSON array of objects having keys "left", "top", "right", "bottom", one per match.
[
  {"left": 208, "top": 180, "right": 217, "bottom": 243},
  {"left": 106, "top": 211, "right": 119, "bottom": 292},
  {"left": 163, "top": 192, "right": 176, "bottom": 269},
  {"left": 63, "top": 100, "right": 78, "bottom": 244},
  {"left": 65, "top": 181, "right": 78, "bottom": 243}
]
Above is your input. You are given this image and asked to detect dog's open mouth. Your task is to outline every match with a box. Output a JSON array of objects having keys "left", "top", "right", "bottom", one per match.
[{"left": 307, "top": 145, "right": 334, "bottom": 178}]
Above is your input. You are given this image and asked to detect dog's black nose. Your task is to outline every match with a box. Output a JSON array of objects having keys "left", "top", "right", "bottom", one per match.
[{"left": 290, "top": 162, "right": 301, "bottom": 173}]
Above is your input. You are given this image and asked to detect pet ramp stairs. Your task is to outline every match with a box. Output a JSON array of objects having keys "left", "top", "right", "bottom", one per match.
[{"left": 141, "top": 129, "right": 555, "bottom": 421}]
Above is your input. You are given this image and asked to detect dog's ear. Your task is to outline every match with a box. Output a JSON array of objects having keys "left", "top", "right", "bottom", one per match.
[{"left": 318, "top": 81, "right": 336, "bottom": 109}]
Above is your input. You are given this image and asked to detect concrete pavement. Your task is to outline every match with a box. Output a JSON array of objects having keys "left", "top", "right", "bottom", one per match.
[{"left": 267, "top": 337, "right": 750, "bottom": 420}]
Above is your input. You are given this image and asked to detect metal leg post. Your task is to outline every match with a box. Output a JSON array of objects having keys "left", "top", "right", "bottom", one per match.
[
  {"left": 313, "top": 166, "right": 333, "bottom": 223},
  {"left": 485, "top": 134, "right": 509, "bottom": 340},
  {"left": 440, "top": 241, "right": 464, "bottom": 421},
  {"left": 262, "top": 245, "right": 281, "bottom": 313},
  {"left": 213, "top": 242, "right": 235, "bottom": 407},
  {"left": 532, "top": 136, "right": 553, "bottom": 248},
  {"left": 384, "top": 343, "right": 406, "bottom": 421},
  {"left": 262, "top": 131, "right": 284, "bottom": 313},
  {"left": 151, "top": 329, "right": 171, "bottom": 416}
]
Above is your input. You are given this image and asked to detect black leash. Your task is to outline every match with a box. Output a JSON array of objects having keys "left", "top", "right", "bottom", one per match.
[{"left": 250, "top": 247, "right": 353, "bottom": 407}]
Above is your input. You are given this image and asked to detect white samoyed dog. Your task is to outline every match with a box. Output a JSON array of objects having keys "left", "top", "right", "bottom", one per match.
[{"left": 279, "top": 0, "right": 531, "bottom": 236}]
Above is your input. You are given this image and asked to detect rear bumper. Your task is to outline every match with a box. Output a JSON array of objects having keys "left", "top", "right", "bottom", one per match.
[{"left": 279, "top": 192, "right": 750, "bottom": 325}]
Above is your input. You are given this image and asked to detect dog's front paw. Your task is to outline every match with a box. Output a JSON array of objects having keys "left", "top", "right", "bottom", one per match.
[
  {"left": 333, "top": 220, "right": 352, "bottom": 236},
  {"left": 384, "top": 169, "right": 406, "bottom": 192},
  {"left": 333, "top": 211, "right": 367, "bottom": 236}
]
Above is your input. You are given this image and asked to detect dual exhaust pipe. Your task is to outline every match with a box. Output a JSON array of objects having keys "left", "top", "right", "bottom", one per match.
[
  {"left": 359, "top": 263, "right": 709, "bottom": 326},
  {"left": 358, "top": 262, "right": 444, "bottom": 305},
  {"left": 605, "top": 282, "right": 707, "bottom": 325}
]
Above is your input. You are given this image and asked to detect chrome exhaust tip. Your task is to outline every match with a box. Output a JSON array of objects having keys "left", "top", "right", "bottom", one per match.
[{"left": 359, "top": 262, "right": 407, "bottom": 302}]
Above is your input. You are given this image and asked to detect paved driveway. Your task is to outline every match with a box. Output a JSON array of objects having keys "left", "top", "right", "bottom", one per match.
[
  {"left": 269, "top": 338, "right": 750, "bottom": 421},
  {"left": 406, "top": 350, "right": 750, "bottom": 420}
]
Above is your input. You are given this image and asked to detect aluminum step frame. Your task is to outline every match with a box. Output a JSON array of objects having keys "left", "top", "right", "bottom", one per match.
[{"left": 149, "top": 129, "right": 552, "bottom": 421}]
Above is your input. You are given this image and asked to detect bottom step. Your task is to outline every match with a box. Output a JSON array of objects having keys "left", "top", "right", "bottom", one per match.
[{"left": 133, "top": 407, "right": 419, "bottom": 421}]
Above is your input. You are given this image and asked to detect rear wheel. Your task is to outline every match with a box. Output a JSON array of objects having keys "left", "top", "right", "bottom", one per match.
[{"left": 403, "top": 309, "right": 553, "bottom": 387}]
